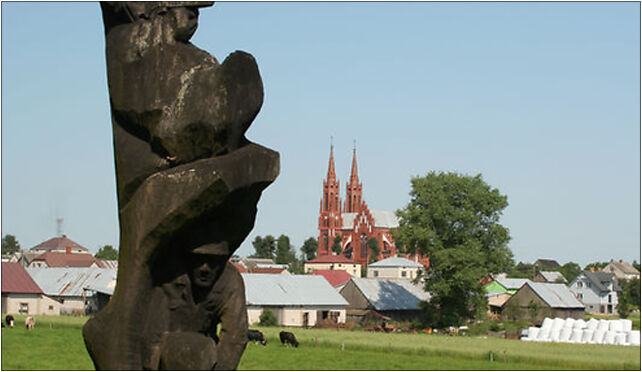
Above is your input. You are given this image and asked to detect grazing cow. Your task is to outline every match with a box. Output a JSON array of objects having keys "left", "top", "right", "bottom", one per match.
[
  {"left": 5, "top": 315, "right": 14, "bottom": 328},
  {"left": 248, "top": 329, "right": 267, "bottom": 345},
  {"left": 25, "top": 316, "right": 35, "bottom": 330},
  {"left": 279, "top": 331, "right": 299, "bottom": 347}
]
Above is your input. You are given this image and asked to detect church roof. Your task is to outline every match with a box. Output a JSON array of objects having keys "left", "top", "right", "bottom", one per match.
[{"left": 341, "top": 210, "right": 399, "bottom": 230}]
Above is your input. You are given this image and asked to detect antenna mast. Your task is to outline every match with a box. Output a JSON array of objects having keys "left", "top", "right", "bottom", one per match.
[{"left": 56, "top": 217, "right": 64, "bottom": 237}]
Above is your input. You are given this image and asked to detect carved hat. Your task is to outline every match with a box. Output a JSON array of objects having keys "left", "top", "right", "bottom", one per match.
[{"left": 192, "top": 242, "right": 229, "bottom": 256}]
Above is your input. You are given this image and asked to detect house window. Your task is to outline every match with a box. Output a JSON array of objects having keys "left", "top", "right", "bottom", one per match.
[
  {"left": 330, "top": 311, "right": 340, "bottom": 322},
  {"left": 587, "top": 282, "right": 591, "bottom": 288},
  {"left": 19, "top": 303, "right": 29, "bottom": 314},
  {"left": 49, "top": 305, "right": 54, "bottom": 310},
  {"left": 608, "top": 294, "right": 612, "bottom": 303},
  {"left": 374, "top": 270, "right": 379, "bottom": 277},
  {"left": 577, "top": 282, "right": 583, "bottom": 288},
  {"left": 401, "top": 271, "right": 407, "bottom": 277}
]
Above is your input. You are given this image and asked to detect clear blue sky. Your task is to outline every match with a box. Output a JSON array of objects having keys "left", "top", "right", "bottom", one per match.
[{"left": 2, "top": 2, "right": 639, "bottom": 267}]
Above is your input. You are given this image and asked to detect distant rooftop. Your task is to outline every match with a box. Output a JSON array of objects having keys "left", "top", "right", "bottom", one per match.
[
  {"left": 30, "top": 235, "right": 88, "bottom": 253},
  {"left": 369, "top": 256, "right": 422, "bottom": 268}
]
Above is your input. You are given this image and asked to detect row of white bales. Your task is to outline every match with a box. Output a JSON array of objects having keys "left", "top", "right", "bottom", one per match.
[{"left": 521, "top": 317, "right": 640, "bottom": 346}]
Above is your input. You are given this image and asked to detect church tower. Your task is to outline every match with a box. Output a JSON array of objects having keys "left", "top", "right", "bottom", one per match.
[
  {"left": 344, "top": 144, "right": 363, "bottom": 213},
  {"left": 318, "top": 144, "right": 343, "bottom": 256}
]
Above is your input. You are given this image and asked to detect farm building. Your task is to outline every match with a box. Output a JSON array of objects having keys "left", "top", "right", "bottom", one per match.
[
  {"left": 304, "top": 255, "right": 361, "bottom": 277},
  {"left": 310, "top": 269, "right": 353, "bottom": 290},
  {"left": 533, "top": 271, "right": 567, "bottom": 283},
  {"left": 501, "top": 281, "right": 584, "bottom": 325},
  {"left": 339, "top": 278, "right": 430, "bottom": 322},
  {"left": 242, "top": 273, "right": 348, "bottom": 327},
  {"left": 366, "top": 256, "right": 423, "bottom": 280},
  {"left": 486, "top": 292, "right": 512, "bottom": 319},
  {"left": 568, "top": 270, "right": 621, "bottom": 315},
  {"left": 603, "top": 260, "right": 640, "bottom": 280},
  {"left": 26, "top": 267, "right": 117, "bottom": 315},
  {"left": 1, "top": 262, "right": 60, "bottom": 315},
  {"left": 534, "top": 259, "right": 561, "bottom": 270},
  {"left": 28, "top": 251, "right": 100, "bottom": 268}
]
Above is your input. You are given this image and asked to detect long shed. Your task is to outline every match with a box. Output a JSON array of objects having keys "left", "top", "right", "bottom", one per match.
[{"left": 242, "top": 273, "right": 348, "bottom": 327}]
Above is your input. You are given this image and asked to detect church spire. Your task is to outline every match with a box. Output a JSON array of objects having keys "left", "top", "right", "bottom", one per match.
[
  {"left": 345, "top": 141, "right": 363, "bottom": 213},
  {"left": 327, "top": 140, "right": 336, "bottom": 182}
]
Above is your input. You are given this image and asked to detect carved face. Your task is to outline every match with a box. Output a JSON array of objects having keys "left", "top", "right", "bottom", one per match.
[
  {"left": 169, "top": 7, "right": 199, "bottom": 43},
  {"left": 187, "top": 253, "right": 226, "bottom": 289}
]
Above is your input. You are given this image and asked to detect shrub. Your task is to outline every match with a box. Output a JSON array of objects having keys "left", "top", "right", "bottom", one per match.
[{"left": 259, "top": 309, "right": 277, "bottom": 326}]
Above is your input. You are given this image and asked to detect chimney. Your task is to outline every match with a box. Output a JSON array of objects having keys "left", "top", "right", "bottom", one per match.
[
  {"left": 619, "top": 259, "right": 623, "bottom": 263},
  {"left": 66, "top": 246, "right": 71, "bottom": 254}
]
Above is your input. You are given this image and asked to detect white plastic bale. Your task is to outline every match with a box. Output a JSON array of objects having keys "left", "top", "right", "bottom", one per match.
[
  {"left": 581, "top": 329, "right": 594, "bottom": 343},
  {"left": 537, "top": 327, "right": 552, "bottom": 341},
  {"left": 614, "top": 332, "right": 628, "bottom": 346},
  {"left": 621, "top": 319, "right": 633, "bottom": 332},
  {"left": 570, "top": 328, "right": 583, "bottom": 343},
  {"left": 608, "top": 319, "right": 623, "bottom": 333},
  {"left": 586, "top": 318, "right": 599, "bottom": 331},
  {"left": 628, "top": 330, "right": 640, "bottom": 346},
  {"left": 552, "top": 317, "right": 565, "bottom": 331},
  {"left": 564, "top": 317, "right": 575, "bottom": 328},
  {"left": 541, "top": 317, "right": 553, "bottom": 330},
  {"left": 573, "top": 319, "right": 586, "bottom": 329},
  {"left": 528, "top": 327, "right": 540, "bottom": 340},
  {"left": 597, "top": 319, "right": 609, "bottom": 332},
  {"left": 559, "top": 327, "right": 573, "bottom": 343},
  {"left": 603, "top": 331, "right": 616, "bottom": 345},
  {"left": 592, "top": 328, "right": 607, "bottom": 344},
  {"left": 549, "top": 327, "right": 562, "bottom": 343}
]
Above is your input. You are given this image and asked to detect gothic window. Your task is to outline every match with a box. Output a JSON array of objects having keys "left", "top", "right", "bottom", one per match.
[
  {"left": 324, "top": 235, "right": 328, "bottom": 252},
  {"left": 360, "top": 234, "right": 367, "bottom": 259}
]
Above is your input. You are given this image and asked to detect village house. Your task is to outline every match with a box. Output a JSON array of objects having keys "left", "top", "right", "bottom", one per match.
[
  {"left": 483, "top": 277, "right": 529, "bottom": 295},
  {"left": 304, "top": 255, "right": 361, "bottom": 277},
  {"left": 533, "top": 271, "right": 568, "bottom": 284},
  {"left": 242, "top": 273, "right": 348, "bottom": 327},
  {"left": 603, "top": 260, "right": 640, "bottom": 281},
  {"left": 366, "top": 256, "right": 423, "bottom": 280},
  {"left": 26, "top": 267, "right": 117, "bottom": 315},
  {"left": 339, "top": 277, "right": 431, "bottom": 322},
  {"left": 1, "top": 263, "right": 60, "bottom": 315},
  {"left": 30, "top": 234, "right": 90, "bottom": 254},
  {"left": 501, "top": 281, "right": 585, "bottom": 325},
  {"left": 568, "top": 270, "right": 621, "bottom": 315},
  {"left": 534, "top": 259, "right": 561, "bottom": 270}
]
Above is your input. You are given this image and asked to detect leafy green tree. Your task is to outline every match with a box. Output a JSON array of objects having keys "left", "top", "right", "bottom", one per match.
[
  {"left": 367, "top": 237, "right": 380, "bottom": 263},
  {"left": 259, "top": 309, "right": 277, "bottom": 326},
  {"left": 300, "top": 237, "right": 318, "bottom": 261},
  {"left": 95, "top": 245, "right": 118, "bottom": 260},
  {"left": 558, "top": 262, "right": 581, "bottom": 283},
  {"left": 633, "top": 260, "right": 640, "bottom": 272},
  {"left": 251, "top": 235, "right": 276, "bottom": 259},
  {"left": 275, "top": 234, "right": 296, "bottom": 265},
  {"left": 507, "top": 262, "right": 534, "bottom": 279},
  {"left": 394, "top": 172, "right": 513, "bottom": 327},
  {"left": 1, "top": 234, "right": 20, "bottom": 255},
  {"left": 618, "top": 295, "right": 631, "bottom": 318},
  {"left": 331, "top": 235, "right": 342, "bottom": 255},
  {"left": 618, "top": 278, "right": 641, "bottom": 309}
]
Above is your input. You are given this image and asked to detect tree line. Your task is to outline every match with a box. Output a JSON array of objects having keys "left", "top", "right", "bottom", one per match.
[{"left": 249, "top": 234, "right": 319, "bottom": 274}]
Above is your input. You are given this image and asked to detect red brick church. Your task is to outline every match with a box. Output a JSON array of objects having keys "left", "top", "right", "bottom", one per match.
[{"left": 317, "top": 144, "right": 429, "bottom": 268}]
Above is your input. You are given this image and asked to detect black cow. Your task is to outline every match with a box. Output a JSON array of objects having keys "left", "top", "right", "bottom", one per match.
[
  {"left": 248, "top": 329, "right": 266, "bottom": 345},
  {"left": 5, "top": 315, "right": 14, "bottom": 328},
  {"left": 279, "top": 331, "right": 299, "bottom": 347}
]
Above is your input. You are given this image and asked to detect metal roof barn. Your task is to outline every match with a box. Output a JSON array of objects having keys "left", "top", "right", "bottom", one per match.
[
  {"left": 242, "top": 273, "right": 348, "bottom": 307},
  {"left": 526, "top": 281, "right": 584, "bottom": 309},
  {"left": 347, "top": 278, "right": 430, "bottom": 311},
  {"left": 26, "top": 267, "right": 117, "bottom": 297}
]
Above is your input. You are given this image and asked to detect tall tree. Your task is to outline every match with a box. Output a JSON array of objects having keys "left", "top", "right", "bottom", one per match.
[
  {"left": 331, "top": 235, "right": 343, "bottom": 255},
  {"left": 275, "top": 234, "right": 296, "bottom": 264},
  {"left": 95, "top": 245, "right": 119, "bottom": 260},
  {"left": 394, "top": 172, "right": 513, "bottom": 327},
  {"left": 1, "top": 234, "right": 20, "bottom": 255},
  {"left": 367, "top": 237, "right": 380, "bottom": 263},
  {"left": 300, "top": 237, "right": 318, "bottom": 261},
  {"left": 558, "top": 262, "right": 581, "bottom": 283},
  {"left": 251, "top": 235, "right": 276, "bottom": 259}
]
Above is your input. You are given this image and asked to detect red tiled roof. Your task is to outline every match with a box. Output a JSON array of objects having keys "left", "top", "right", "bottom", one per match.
[
  {"left": 232, "top": 262, "right": 248, "bottom": 273},
  {"left": 251, "top": 267, "right": 287, "bottom": 274},
  {"left": 32, "top": 252, "right": 97, "bottom": 268},
  {"left": 306, "top": 255, "right": 355, "bottom": 264},
  {"left": 1, "top": 263, "right": 43, "bottom": 294},
  {"left": 310, "top": 269, "right": 353, "bottom": 287},
  {"left": 30, "top": 235, "right": 88, "bottom": 252}
]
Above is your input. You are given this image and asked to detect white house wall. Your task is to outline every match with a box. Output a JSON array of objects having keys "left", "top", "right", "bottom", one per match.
[
  {"left": 246, "top": 305, "right": 346, "bottom": 327},
  {"left": 1, "top": 293, "right": 61, "bottom": 315},
  {"left": 367, "top": 266, "right": 419, "bottom": 280}
]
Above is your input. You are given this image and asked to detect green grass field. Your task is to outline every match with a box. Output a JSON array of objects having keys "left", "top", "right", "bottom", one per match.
[{"left": 1, "top": 315, "right": 640, "bottom": 370}]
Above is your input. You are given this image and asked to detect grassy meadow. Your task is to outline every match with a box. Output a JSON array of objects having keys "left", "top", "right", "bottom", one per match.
[{"left": 1, "top": 315, "right": 640, "bottom": 370}]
